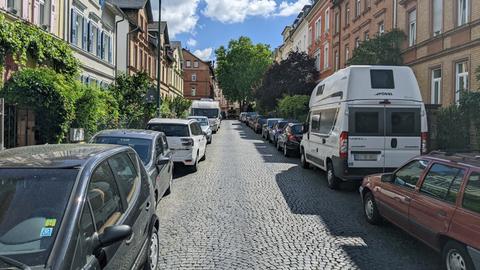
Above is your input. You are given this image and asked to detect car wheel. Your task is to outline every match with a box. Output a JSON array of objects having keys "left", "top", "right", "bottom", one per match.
[
  {"left": 283, "top": 144, "right": 289, "bottom": 157},
  {"left": 144, "top": 227, "right": 159, "bottom": 270},
  {"left": 201, "top": 149, "right": 206, "bottom": 161},
  {"left": 326, "top": 162, "right": 340, "bottom": 190},
  {"left": 300, "top": 150, "right": 310, "bottom": 169},
  {"left": 363, "top": 192, "right": 382, "bottom": 225},
  {"left": 191, "top": 156, "right": 198, "bottom": 173},
  {"left": 443, "top": 241, "right": 475, "bottom": 270}
]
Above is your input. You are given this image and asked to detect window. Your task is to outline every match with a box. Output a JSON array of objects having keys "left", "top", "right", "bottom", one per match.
[
  {"left": 458, "top": 0, "right": 469, "bottom": 26},
  {"left": 364, "top": 31, "right": 369, "bottom": 41},
  {"left": 314, "top": 50, "right": 320, "bottom": 71},
  {"left": 365, "top": 0, "right": 371, "bottom": 10},
  {"left": 310, "top": 113, "right": 320, "bottom": 132},
  {"left": 190, "top": 123, "right": 202, "bottom": 136},
  {"left": 463, "top": 172, "right": 480, "bottom": 213},
  {"left": 355, "top": 37, "right": 360, "bottom": 48},
  {"left": 323, "top": 43, "right": 329, "bottom": 69},
  {"left": 193, "top": 61, "right": 199, "bottom": 68},
  {"left": 71, "top": 9, "right": 84, "bottom": 48},
  {"left": 356, "top": 0, "right": 361, "bottom": 17},
  {"left": 7, "top": 0, "right": 22, "bottom": 16},
  {"left": 37, "top": 0, "right": 51, "bottom": 28},
  {"left": 431, "top": 68, "right": 442, "bottom": 104},
  {"left": 455, "top": 61, "right": 468, "bottom": 104},
  {"left": 345, "top": 45, "right": 350, "bottom": 62},
  {"left": 409, "top": 9, "right": 417, "bottom": 46},
  {"left": 88, "top": 161, "right": 123, "bottom": 233},
  {"left": 421, "top": 163, "right": 465, "bottom": 203},
  {"left": 325, "top": 8, "right": 330, "bottom": 32},
  {"left": 334, "top": 51, "right": 339, "bottom": 71},
  {"left": 108, "top": 153, "right": 138, "bottom": 204},
  {"left": 370, "top": 70, "right": 395, "bottom": 89},
  {"left": 349, "top": 109, "right": 383, "bottom": 136},
  {"left": 147, "top": 124, "right": 189, "bottom": 137},
  {"left": 308, "top": 27, "right": 313, "bottom": 46},
  {"left": 387, "top": 109, "right": 421, "bottom": 136},
  {"left": 315, "top": 17, "right": 322, "bottom": 40},
  {"left": 192, "top": 73, "right": 197, "bottom": 81},
  {"left": 88, "top": 23, "right": 97, "bottom": 53},
  {"left": 433, "top": 0, "right": 443, "bottom": 36},
  {"left": 191, "top": 87, "right": 196, "bottom": 96},
  {"left": 334, "top": 11, "right": 340, "bottom": 33},
  {"left": 316, "top": 85, "right": 325, "bottom": 96},
  {"left": 378, "top": 22, "right": 385, "bottom": 35},
  {"left": 186, "top": 60, "right": 191, "bottom": 68},
  {"left": 345, "top": 3, "right": 350, "bottom": 25},
  {"left": 96, "top": 29, "right": 102, "bottom": 56},
  {"left": 311, "top": 109, "right": 337, "bottom": 135},
  {"left": 394, "top": 160, "right": 429, "bottom": 189}
]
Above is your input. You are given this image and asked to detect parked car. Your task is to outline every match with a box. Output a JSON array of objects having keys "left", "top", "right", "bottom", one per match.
[
  {"left": 188, "top": 116, "right": 213, "bottom": 144},
  {"left": 254, "top": 116, "right": 267, "bottom": 134},
  {"left": 269, "top": 120, "right": 289, "bottom": 143},
  {"left": 248, "top": 114, "right": 258, "bottom": 129},
  {"left": 91, "top": 129, "right": 173, "bottom": 204},
  {"left": 239, "top": 112, "right": 248, "bottom": 122},
  {"left": 262, "top": 118, "right": 283, "bottom": 140},
  {"left": 146, "top": 118, "right": 207, "bottom": 172},
  {"left": 301, "top": 65, "right": 428, "bottom": 190},
  {"left": 276, "top": 123, "right": 303, "bottom": 157},
  {"left": 360, "top": 151, "right": 480, "bottom": 270},
  {"left": 0, "top": 144, "right": 160, "bottom": 269}
]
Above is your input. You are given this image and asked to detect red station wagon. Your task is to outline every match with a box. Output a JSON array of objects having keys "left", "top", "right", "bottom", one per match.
[{"left": 360, "top": 151, "right": 480, "bottom": 270}]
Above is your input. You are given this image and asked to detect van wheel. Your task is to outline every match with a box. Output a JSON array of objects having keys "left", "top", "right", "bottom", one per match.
[
  {"left": 300, "top": 150, "right": 310, "bottom": 169},
  {"left": 364, "top": 192, "right": 382, "bottom": 225},
  {"left": 144, "top": 227, "right": 159, "bottom": 270},
  {"left": 326, "top": 162, "right": 340, "bottom": 190},
  {"left": 443, "top": 241, "right": 475, "bottom": 270}
]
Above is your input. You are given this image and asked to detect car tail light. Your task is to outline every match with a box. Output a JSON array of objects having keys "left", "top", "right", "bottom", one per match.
[
  {"left": 339, "top": 132, "right": 348, "bottom": 159},
  {"left": 421, "top": 132, "right": 428, "bottom": 154},
  {"left": 181, "top": 138, "right": 194, "bottom": 148}
]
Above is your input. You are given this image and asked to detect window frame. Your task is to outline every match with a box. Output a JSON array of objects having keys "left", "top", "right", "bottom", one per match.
[
  {"left": 431, "top": 68, "right": 442, "bottom": 105},
  {"left": 457, "top": 0, "right": 469, "bottom": 27},
  {"left": 455, "top": 60, "right": 469, "bottom": 105},
  {"left": 418, "top": 162, "right": 467, "bottom": 204},
  {"left": 355, "top": 0, "right": 361, "bottom": 17},
  {"left": 392, "top": 159, "right": 431, "bottom": 190},
  {"left": 462, "top": 170, "right": 480, "bottom": 214},
  {"left": 408, "top": 9, "right": 417, "bottom": 47},
  {"left": 432, "top": 0, "right": 443, "bottom": 36}
]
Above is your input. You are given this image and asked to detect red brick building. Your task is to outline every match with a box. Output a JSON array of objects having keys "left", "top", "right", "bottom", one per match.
[{"left": 182, "top": 49, "right": 215, "bottom": 100}]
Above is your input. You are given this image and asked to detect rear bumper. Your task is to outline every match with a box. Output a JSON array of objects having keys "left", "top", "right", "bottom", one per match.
[
  {"left": 285, "top": 141, "right": 301, "bottom": 151},
  {"left": 171, "top": 149, "right": 195, "bottom": 165},
  {"left": 331, "top": 156, "right": 396, "bottom": 181}
]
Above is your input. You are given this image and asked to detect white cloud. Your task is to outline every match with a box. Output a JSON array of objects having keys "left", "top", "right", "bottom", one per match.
[
  {"left": 276, "top": 0, "right": 311, "bottom": 17},
  {"left": 202, "top": 0, "right": 277, "bottom": 23},
  {"left": 187, "top": 38, "right": 198, "bottom": 47},
  {"left": 193, "top": 48, "right": 213, "bottom": 61},
  {"left": 152, "top": 0, "right": 200, "bottom": 37}
]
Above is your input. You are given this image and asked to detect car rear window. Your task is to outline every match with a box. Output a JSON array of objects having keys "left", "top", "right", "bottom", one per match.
[
  {"left": 387, "top": 109, "right": 421, "bottom": 137},
  {"left": 463, "top": 172, "right": 480, "bottom": 214},
  {"left": 291, "top": 125, "right": 303, "bottom": 135},
  {"left": 370, "top": 70, "right": 395, "bottom": 89},
  {"left": 147, "top": 123, "right": 189, "bottom": 137},
  {"left": 420, "top": 163, "right": 465, "bottom": 203},
  {"left": 93, "top": 137, "right": 152, "bottom": 164}
]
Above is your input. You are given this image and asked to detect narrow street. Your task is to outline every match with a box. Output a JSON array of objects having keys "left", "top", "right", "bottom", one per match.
[{"left": 156, "top": 120, "right": 442, "bottom": 269}]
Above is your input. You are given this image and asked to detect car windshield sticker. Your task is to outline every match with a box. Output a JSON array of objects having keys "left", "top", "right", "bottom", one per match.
[
  {"left": 45, "top": 219, "right": 57, "bottom": 227},
  {"left": 40, "top": 227, "right": 54, "bottom": 237}
]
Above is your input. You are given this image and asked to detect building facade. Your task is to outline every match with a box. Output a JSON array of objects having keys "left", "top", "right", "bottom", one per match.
[
  {"left": 397, "top": 0, "right": 480, "bottom": 106},
  {"left": 291, "top": 5, "right": 312, "bottom": 54},
  {"left": 168, "top": 41, "right": 184, "bottom": 98},
  {"left": 182, "top": 49, "right": 215, "bottom": 100},
  {"left": 275, "top": 26, "right": 294, "bottom": 62}
]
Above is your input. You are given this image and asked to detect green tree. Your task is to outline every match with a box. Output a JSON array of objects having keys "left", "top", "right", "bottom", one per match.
[
  {"left": 109, "top": 72, "right": 156, "bottom": 128},
  {"left": 277, "top": 95, "right": 310, "bottom": 122},
  {"left": 256, "top": 51, "right": 317, "bottom": 112},
  {"left": 348, "top": 29, "right": 406, "bottom": 66},
  {"left": 170, "top": 96, "right": 192, "bottom": 118},
  {"left": 215, "top": 36, "right": 272, "bottom": 109}
]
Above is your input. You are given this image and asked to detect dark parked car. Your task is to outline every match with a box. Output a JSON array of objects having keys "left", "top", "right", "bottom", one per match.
[
  {"left": 276, "top": 123, "right": 303, "bottom": 157},
  {"left": 91, "top": 129, "right": 173, "bottom": 204},
  {"left": 262, "top": 118, "right": 283, "bottom": 140},
  {"left": 269, "top": 120, "right": 289, "bottom": 143},
  {"left": 360, "top": 151, "right": 480, "bottom": 270},
  {"left": 0, "top": 144, "right": 159, "bottom": 270}
]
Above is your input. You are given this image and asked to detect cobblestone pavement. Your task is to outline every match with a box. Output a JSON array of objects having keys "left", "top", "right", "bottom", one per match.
[{"left": 156, "top": 120, "right": 442, "bottom": 270}]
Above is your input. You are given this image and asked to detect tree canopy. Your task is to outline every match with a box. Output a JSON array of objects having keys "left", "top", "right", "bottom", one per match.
[
  {"left": 348, "top": 29, "right": 406, "bottom": 66},
  {"left": 215, "top": 36, "right": 272, "bottom": 108},
  {"left": 255, "top": 51, "right": 317, "bottom": 112}
]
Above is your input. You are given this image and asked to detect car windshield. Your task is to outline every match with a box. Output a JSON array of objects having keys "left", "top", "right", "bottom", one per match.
[
  {"left": 291, "top": 125, "right": 303, "bottom": 135},
  {"left": 147, "top": 123, "right": 189, "bottom": 137},
  {"left": 93, "top": 136, "right": 152, "bottom": 164},
  {"left": 189, "top": 118, "right": 209, "bottom": 126},
  {"left": 192, "top": 108, "right": 219, "bottom": 119},
  {"left": 0, "top": 169, "right": 77, "bottom": 267}
]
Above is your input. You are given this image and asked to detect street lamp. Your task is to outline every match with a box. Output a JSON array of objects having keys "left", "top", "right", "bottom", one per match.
[{"left": 156, "top": 0, "right": 162, "bottom": 117}]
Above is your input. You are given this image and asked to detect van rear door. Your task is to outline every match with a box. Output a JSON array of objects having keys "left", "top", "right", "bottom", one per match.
[
  {"left": 348, "top": 106, "right": 386, "bottom": 169},
  {"left": 384, "top": 107, "right": 421, "bottom": 168}
]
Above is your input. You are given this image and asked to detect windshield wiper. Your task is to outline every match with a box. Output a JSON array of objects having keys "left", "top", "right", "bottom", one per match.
[{"left": 0, "top": 255, "right": 31, "bottom": 270}]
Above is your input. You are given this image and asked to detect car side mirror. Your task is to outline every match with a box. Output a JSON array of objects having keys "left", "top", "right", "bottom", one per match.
[
  {"left": 303, "top": 123, "right": 309, "bottom": 134},
  {"left": 156, "top": 156, "right": 170, "bottom": 166},
  {"left": 95, "top": 225, "right": 132, "bottom": 249},
  {"left": 381, "top": 173, "right": 394, "bottom": 183}
]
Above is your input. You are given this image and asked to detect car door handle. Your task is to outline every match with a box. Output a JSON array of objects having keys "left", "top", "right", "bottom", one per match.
[
  {"left": 145, "top": 202, "right": 151, "bottom": 211},
  {"left": 126, "top": 232, "right": 135, "bottom": 245},
  {"left": 322, "top": 138, "right": 326, "bottom": 144},
  {"left": 437, "top": 210, "right": 447, "bottom": 217}
]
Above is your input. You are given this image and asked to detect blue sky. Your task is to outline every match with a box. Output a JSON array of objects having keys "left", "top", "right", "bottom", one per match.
[{"left": 151, "top": 0, "right": 311, "bottom": 60}]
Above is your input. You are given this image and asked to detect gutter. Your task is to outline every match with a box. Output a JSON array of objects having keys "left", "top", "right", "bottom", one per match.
[{"left": 393, "top": 0, "right": 397, "bottom": 28}]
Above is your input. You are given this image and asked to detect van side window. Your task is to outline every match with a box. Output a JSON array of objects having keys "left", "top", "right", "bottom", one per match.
[
  {"left": 370, "top": 69, "right": 395, "bottom": 89},
  {"left": 463, "top": 172, "right": 480, "bottom": 213},
  {"left": 393, "top": 160, "right": 428, "bottom": 189},
  {"left": 420, "top": 163, "right": 465, "bottom": 203},
  {"left": 311, "top": 113, "right": 320, "bottom": 132},
  {"left": 316, "top": 85, "right": 325, "bottom": 96},
  {"left": 311, "top": 109, "right": 337, "bottom": 135}
]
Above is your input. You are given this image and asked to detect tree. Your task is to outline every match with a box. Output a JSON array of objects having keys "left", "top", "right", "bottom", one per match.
[
  {"left": 215, "top": 37, "right": 272, "bottom": 110},
  {"left": 348, "top": 29, "right": 406, "bottom": 66},
  {"left": 170, "top": 96, "right": 192, "bottom": 118},
  {"left": 255, "top": 51, "right": 317, "bottom": 112},
  {"left": 277, "top": 95, "right": 310, "bottom": 122}
]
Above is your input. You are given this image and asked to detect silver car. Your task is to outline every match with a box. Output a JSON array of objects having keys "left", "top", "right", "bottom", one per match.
[{"left": 188, "top": 116, "right": 213, "bottom": 144}]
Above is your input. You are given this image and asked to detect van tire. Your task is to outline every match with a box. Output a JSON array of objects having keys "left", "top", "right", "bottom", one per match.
[
  {"left": 363, "top": 192, "right": 382, "bottom": 225},
  {"left": 442, "top": 241, "right": 475, "bottom": 270},
  {"left": 326, "top": 162, "right": 340, "bottom": 190},
  {"left": 301, "top": 150, "right": 310, "bottom": 169}
]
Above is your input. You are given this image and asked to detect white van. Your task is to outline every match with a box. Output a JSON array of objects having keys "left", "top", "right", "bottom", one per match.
[
  {"left": 300, "top": 66, "right": 428, "bottom": 189},
  {"left": 190, "top": 99, "right": 221, "bottom": 133}
]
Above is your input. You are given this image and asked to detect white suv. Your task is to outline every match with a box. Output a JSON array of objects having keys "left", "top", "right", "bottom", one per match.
[{"left": 147, "top": 118, "right": 207, "bottom": 172}]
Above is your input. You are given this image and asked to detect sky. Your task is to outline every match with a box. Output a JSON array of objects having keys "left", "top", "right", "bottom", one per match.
[{"left": 151, "top": 0, "right": 312, "bottom": 61}]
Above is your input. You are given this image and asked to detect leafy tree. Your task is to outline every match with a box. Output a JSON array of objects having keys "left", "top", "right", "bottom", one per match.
[
  {"left": 348, "top": 29, "right": 406, "bottom": 66},
  {"left": 277, "top": 95, "right": 310, "bottom": 122},
  {"left": 109, "top": 72, "right": 156, "bottom": 128},
  {"left": 215, "top": 36, "right": 272, "bottom": 110},
  {"left": 170, "top": 96, "right": 192, "bottom": 118},
  {"left": 255, "top": 51, "right": 317, "bottom": 112}
]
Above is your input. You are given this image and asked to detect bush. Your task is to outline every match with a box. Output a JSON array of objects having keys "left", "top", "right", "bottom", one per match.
[
  {"left": 436, "top": 106, "right": 469, "bottom": 150},
  {"left": 170, "top": 96, "right": 192, "bottom": 118},
  {"left": 1, "top": 68, "right": 77, "bottom": 143},
  {"left": 277, "top": 95, "right": 310, "bottom": 122}
]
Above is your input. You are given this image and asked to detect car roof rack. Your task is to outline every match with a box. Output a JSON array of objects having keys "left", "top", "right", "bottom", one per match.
[{"left": 428, "top": 149, "right": 480, "bottom": 165}]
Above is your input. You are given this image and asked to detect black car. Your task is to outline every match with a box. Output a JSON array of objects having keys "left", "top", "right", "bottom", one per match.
[
  {"left": 91, "top": 129, "right": 173, "bottom": 204},
  {"left": 276, "top": 123, "right": 303, "bottom": 157},
  {"left": 0, "top": 144, "right": 159, "bottom": 270}
]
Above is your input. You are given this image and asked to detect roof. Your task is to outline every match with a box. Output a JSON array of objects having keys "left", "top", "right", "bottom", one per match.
[
  {"left": 148, "top": 21, "right": 167, "bottom": 32},
  {"left": 110, "top": 0, "right": 153, "bottom": 21},
  {"left": 427, "top": 151, "right": 480, "bottom": 167},
  {"left": 171, "top": 41, "right": 182, "bottom": 49},
  {"left": 94, "top": 129, "right": 161, "bottom": 140},
  {"left": 0, "top": 144, "right": 124, "bottom": 168},
  {"left": 148, "top": 118, "right": 192, "bottom": 125}
]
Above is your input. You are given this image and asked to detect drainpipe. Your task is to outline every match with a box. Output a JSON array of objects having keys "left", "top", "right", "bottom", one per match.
[
  {"left": 64, "top": 0, "right": 70, "bottom": 41},
  {"left": 393, "top": 0, "right": 397, "bottom": 28},
  {"left": 115, "top": 15, "right": 126, "bottom": 81}
]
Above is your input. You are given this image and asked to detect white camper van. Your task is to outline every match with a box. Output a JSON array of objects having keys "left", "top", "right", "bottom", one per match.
[
  {"left": 191, "top": 99, "right": 221, "bottom": 133},
  {"left": 300, "top": 66, "right": 428, "bottom": 189}
]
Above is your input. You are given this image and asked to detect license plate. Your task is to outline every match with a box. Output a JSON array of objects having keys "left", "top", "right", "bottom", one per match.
[{"left": 354, "top": 153, "right": 378, "bottom": 161}]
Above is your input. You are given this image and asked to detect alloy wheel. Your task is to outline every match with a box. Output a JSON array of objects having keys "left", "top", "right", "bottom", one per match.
[
  {"left": 447, "top": 250, "right": 467, "bottom": 270},
  {"left": 149, "top": 231, "right": 159, "bottom": 270}
]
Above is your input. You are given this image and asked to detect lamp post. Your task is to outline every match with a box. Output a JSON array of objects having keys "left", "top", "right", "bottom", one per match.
[{"left": 156, "top": 0, "right": 162, "bottom": 117}]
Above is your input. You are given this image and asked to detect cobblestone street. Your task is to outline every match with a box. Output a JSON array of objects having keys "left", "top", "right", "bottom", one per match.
[{"left": 156, "top": 120, "right": 442, "bottom": 269}]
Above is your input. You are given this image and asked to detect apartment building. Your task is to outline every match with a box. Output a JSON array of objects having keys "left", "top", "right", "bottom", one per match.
[
  {"left": 182, "top": 49, "right": 215, "bottom": 100},
  {"left": 168, "top": 41, "right": 184, "bottom": 98},
  {"left": 397, "top": 0, "right": 480, "bottom": 106},
  {"left": 292, "top": 5, "right": 312, "bottom": 54},
  {"left": 275, "top": 26, "right": 294, "bottom": 62}
]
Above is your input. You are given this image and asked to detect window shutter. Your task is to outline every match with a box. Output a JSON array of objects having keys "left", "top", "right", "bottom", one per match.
[
  {"left": 50, "top": 0, "right": 55, "bottom": 33},
  {"left": 71, "top": 10, "right": 76, "bottom": 44}
]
